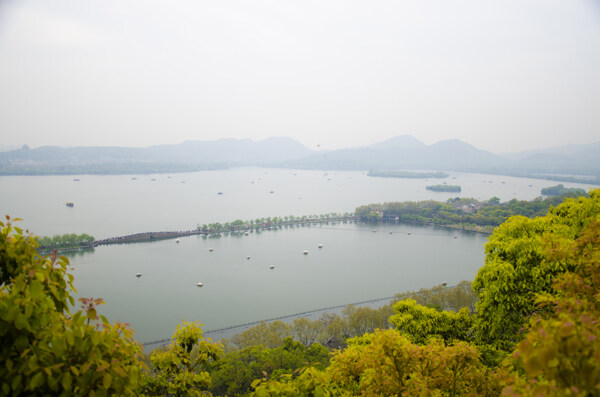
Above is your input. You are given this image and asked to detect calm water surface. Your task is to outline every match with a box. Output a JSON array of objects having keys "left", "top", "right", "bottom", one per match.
[{"left": 0, "top": 168, "right": 594, "bottom": 342}]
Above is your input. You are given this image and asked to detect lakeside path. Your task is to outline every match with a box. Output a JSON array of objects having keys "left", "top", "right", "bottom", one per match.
[
  {"left": 36, "top": 216, "right": 359, "bottom": 253},
  {"left": 142, "top": 293, "right": 397, "bottom": 352},
  {"left": 94, "top": 216, "right": 358, "bottom": 246},
  {"left": 38, "top": 215, "right": 492, "bottom": 255},
  {"left": 142, "top": 281, "right": 464, "bottom": 352}
]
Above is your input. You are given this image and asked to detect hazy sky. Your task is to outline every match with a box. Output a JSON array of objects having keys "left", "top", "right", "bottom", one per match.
[{"left": 1, "top": 0, "right": 599, "bottom": 153}]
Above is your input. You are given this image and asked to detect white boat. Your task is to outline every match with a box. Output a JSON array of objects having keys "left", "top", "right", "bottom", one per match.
[
  {"left": 318, "top": 244, "right": 323, "bottom": 249},
  {"left": 196, "top": 282, "right": 204, "bottom": 287},
  {"left": 136, "top": 273, "right": 142, "bottom": 277},
  {"left": 209, "top": 248, "right": 214, "bottom": 252},
  {"left": 176, "top": 238, "right": 180, "bottom": 243},
  {"left": 303, "top": 250, "right": 309, "bottom": 255},
  {"left": 269, "top": 265, "right": 275, "bottom": 269}
]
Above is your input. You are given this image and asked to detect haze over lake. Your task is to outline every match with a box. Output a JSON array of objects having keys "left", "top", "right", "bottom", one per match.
[{"left": 0, "top": 168, "right": 594, "bottom": 342}]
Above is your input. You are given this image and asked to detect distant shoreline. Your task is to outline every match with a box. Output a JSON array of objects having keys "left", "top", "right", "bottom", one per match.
[{"left": 1, "top": 165, "right": 598, "bottom": 186}]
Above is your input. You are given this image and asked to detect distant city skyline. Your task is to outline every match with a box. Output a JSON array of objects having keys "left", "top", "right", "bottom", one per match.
[{"left": 1, "top": 0, "right": 599, "bottom": 154}]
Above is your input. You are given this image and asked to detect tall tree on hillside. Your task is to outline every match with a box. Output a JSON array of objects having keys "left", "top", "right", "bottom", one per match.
[{"left": 473, "top": 190, "right": 600, "bottom": 350}]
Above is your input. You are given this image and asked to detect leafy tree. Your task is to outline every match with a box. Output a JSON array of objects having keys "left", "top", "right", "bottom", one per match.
[
  {"left": 503, "top": 220, "right": 600, "bottom": 396},
  {"left": 315, "top": 312, "right": 349, "bottom": 345},
  {"left": 232, "top": 320, "right": 293, "bottom": 350},
  {"left": 473, "top": 190, "right": 600, "bottom": 350},
  {"left": 250, "top": 366, "right": 337, "bottom": 397},
  {"left": 342, "top": 304, "right": 391, "bottom": 337},
  {"left": 251, "top": 329, "right": 508, "bottom": 396},
  {"left": 292, "top": 318, "right": 322, "bottom": 347},
  {"left": 0, "top": 216, "right": 144, "bottom": 396},
  {"left": 393, "top": 280, "right": 477, "bottom": 313},
  {"left": 389, "top": 299, "right": 474, "bottom": 345},
  {"left": 143, "top": 321, "right": 222, "bottom": 396},
  {"left": 209, "top": 337, "right": 330, "bottom": 396}
]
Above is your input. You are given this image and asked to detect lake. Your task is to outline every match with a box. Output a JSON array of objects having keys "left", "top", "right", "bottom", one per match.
[{"left": 0, "top": 168, "right": 594, "bottom": 342}]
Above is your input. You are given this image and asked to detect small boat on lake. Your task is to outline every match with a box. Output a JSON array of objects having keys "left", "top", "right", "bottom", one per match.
[
  {"left": 66, "top": 202, "right": 74, "bottom": 207},
  {"left": 196, "top": 282, "right": 204, "bottom": 287},
  {"left": 136, "top": 273, "right": 142, "bottom": 277}
]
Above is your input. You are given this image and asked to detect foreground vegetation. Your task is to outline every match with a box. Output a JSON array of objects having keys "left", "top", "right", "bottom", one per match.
[{"left": 1, "top": 189, "right": 599, "bottom": 395}]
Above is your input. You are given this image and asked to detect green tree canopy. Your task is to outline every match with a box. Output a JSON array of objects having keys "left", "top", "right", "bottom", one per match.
[
  {"left": 473, "top": 190, "right": 600, "bottom": 350},
  {"left": 0, "top": 216, "right": 143, "bottom": 396}
]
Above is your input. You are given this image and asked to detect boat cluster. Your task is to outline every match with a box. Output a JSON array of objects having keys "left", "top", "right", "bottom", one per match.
[{"left": 135, "top": 243, "right": 326, "bottom": 286}]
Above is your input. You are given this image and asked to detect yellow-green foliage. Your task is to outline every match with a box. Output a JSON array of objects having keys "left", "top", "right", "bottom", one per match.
[
  {"left": 0, "top": 217, "right": 223, "bottom": 397},
  {"left": 209, "top": 337, "right": 331, "bottom": 396},
  {"left": 252, "top": 329, "right": 509, "bottom": 396},
  {"left": 473, "top": 190, "right": 600, "bottom": 350},
  {"left": 143, "top": 320, "right": 223, "bottom": 396},
  {"left": 503, "top": 220, "right": 600, "bottom": 396},
  {"left": 389, "top": 298, "right": 474, "bottom": 344},
  {"left": 0, "top": 216, "right": 144, "bottom": 396},
  {"left": 250, "top": 190, "right": 600, "bottom": 396},
  {"left": 2, "top": 190, "right": 599, "bottom": 396}
]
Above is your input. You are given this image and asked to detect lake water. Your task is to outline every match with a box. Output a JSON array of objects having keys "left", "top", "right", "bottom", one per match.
[{"left": 0, "top": 168, "right": 594, "bottom": 343}]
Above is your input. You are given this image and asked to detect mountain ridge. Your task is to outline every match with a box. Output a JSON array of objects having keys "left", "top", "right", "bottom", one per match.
[{"left": 1, "top": 136, "right": 598, "bottom": 179}]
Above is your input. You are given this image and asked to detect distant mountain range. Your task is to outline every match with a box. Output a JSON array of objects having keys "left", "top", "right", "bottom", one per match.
[
  {"left": 1, "top": 135, "right": 598, "bottom": 181},
  {"left": 1, "top": 137, "right": 313, "bottom": 165},
  {"left": 279, "top": 137, "right": 508, "bottom": 172}
]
